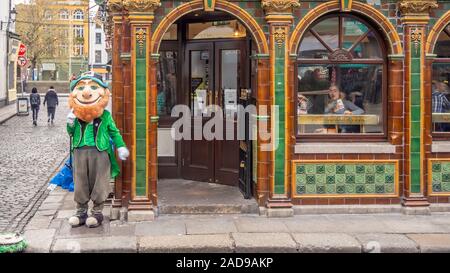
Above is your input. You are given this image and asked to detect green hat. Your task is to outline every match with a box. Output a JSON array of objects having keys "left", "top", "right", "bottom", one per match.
[{"left": 70, "top": 71, "right": 108, "bottom": 92}]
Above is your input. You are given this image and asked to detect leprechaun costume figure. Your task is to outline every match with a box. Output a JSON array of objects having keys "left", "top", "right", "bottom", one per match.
[{"left": 67, "top": 72, "right": 129, "bottom": 228}]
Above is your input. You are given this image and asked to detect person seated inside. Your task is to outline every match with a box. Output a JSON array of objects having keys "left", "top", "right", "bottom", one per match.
[
  {"left": 319, "top": 85, "right": 364, "bottom": 133},
  {"left": 297, "top": 94, "right": 310, "bottom": 115},
  {"left": 432, "top": 81, "right": 450, "bottom": 132}
]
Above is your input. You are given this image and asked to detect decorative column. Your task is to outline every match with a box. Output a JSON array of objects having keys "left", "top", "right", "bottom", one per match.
[
  {"left": 107, "top": 1, "right": 126, "bottom": 219},
  {"left": 125, "top": 0, "right": 161, "bottom": 221},
  {"left": 399, "top": 0, "right": 437, "bottom": 212},
  {"left": 262, "top": 0, "right": 300, "bottom": 217}
]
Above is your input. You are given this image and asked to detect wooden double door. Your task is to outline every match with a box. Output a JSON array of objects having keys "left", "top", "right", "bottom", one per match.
[{"left": 181, "top": 40, "right": 248, "bottom": 186}]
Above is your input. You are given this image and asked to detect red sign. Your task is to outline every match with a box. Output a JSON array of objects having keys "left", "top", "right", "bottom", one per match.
[
  {"left": 18, "top": 43, "right": 27, "bottom": 57},
  {"left": 17, "top": 56, "right": 28, "bottom": 67}
]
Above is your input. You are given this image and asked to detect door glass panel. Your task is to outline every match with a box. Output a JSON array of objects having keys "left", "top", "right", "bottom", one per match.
[
  {"left": 221, "top": 49, "right": 239, "bottom": 118},
  {"left": 188, "top": 20, "right": 246, "bottom": 39},
  {"left": 157, "top": 51, "right": 178, "bottom": 116},
  {"left": 190, "top": 50, "right": 210, "bottom": 116}
]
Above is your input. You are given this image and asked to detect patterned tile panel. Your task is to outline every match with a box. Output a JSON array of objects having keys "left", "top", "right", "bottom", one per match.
[
  {"left": 430, "top": 160, "right": 450, "bottom": 195},
  {"left": 293, "top": 161, "right": 398, "bottom": 197}
]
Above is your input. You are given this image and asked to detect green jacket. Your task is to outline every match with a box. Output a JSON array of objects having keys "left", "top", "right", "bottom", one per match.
[{"left": 67, "top": 110, "right": 126, "bottom": 178}]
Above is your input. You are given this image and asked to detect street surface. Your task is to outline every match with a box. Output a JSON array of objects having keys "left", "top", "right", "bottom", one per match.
[{"left": 0, "top": 97, "right": 70, "bottom": 232}]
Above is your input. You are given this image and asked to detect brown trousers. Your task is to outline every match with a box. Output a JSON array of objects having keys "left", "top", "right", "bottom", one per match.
[{"left": 73, "top": 147, "right": 111, "bottom": 215}]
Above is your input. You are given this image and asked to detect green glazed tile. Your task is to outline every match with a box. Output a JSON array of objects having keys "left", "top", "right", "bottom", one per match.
[
  {"left": 336, "top": 174, "right": 346, "bottom": 184},
  {"left": 336, "top": 165, "right": 346, "bottom": 174},
  {"left": 432, "top": 163, "right": 441, "bottom": 173},
  {"left": 433, "top": 184, "right": 442, "bottom": 192},
  {"left": 345, "top": 174, "right": 355, "bottom": 184},
  {"left": 326, "top": 185, "right": 335, "bottom": 194},
  {"left": 306, "top": 175, "right": 316, "bottom": 184},
  {"left": 326, "top": 176, "right": 335, "bottom": 184}
]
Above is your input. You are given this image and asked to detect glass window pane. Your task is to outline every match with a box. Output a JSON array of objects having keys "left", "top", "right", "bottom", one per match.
[
  {"left": 298, "top": 31, "right": 329, "bottom": 59},
  {"left": 311, "top": 17, "right": 339, "bottom": 50},
  {"left": 297, "top": 64, "right": 383, "bottom": 135},
  {"left": 435, "top": 26, "right": 450, "bottom": 58},
  {"left": 188, "top": 20, "right": 246, "bottom": 40},
  {"left": 157, "top": 51, "right": 178, "bottom": 116},
  {"left": 350, "top": 32, "right": 382, "bottom": 59},
  {"left": 343, "top": 17, "right": 368, "bottom": 49},
  {"left": 162, "top": 24, "right": 178, "bottom": 40},
  {"left": 432, "top": 63, "right": 450, "bottom": 132}
]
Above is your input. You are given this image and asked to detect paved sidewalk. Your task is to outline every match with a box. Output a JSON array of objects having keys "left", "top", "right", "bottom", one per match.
[
  {"left": 0, "top": 103, "right": 17, "bottom": 124},
  {"left": 22, "top": 187, "right": 450, "bottom": 253}
]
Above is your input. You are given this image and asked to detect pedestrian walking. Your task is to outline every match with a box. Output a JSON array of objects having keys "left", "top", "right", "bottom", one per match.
[
  {"left": 29, "top": 87, "right": 41, "bottom": 126},
  {"left": 43, "top": 86, "right": 59, "bottom": 125}
]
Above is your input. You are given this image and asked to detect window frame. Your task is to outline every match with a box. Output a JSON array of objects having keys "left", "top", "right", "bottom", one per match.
[
  {"left": 95, "top": 50, "right": 102, "bottom": 63},
  {"left": 295, "top": 13, "right": 388, "bottom": 142},
  {"left": 95, "top": 33, "right": 102, "bottom": 44},
  {"left": 431, "top": 24, "right": 450, "bottom": 140},
  {"left": 59, "top": 9, "right": 69, "bottom": 20},
  {"left": 73, "top": 9, "right": 84, "bottom": 20}
]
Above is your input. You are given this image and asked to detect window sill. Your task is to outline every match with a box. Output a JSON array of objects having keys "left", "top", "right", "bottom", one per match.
[
  {"left": 294, "top": 142, "right": 396, "bottom": 154},
  {"left": 431, "top": 141, "right": 450, "bottom": 153}
]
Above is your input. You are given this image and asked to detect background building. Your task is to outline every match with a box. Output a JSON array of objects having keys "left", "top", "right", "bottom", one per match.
[
  {"left": 0, "top": 0, "right": 20, "bottom": 107},
  {"left": 15, "top": 0, "right": 89, "bottom": 91},
  {"left": 88, "top": 0, "right": 110, "bottom": 81}
]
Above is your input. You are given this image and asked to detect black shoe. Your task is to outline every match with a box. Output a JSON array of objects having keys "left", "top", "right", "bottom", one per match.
[{"left": 47, "top": 118, "right": 50, "bottom": 123}]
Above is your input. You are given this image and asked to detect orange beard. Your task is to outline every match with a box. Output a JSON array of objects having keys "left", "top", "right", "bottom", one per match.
[{"left": 69, "top": 90, "right": 110, "bottom": 123}]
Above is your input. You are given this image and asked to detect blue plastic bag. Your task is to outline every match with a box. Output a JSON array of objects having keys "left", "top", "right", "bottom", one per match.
[{"left": 49, "top": 158, "right": 74, "bottom": 192}]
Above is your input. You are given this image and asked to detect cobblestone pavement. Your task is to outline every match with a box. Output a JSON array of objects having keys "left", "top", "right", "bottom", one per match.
[{"left": 0, "top": 98, "right": 70, "bottom": 232}]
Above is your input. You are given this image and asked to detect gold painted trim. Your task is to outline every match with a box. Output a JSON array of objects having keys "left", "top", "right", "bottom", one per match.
[
  {"left": 204, "top": 0, "right": 216, "bottom": 11},
  {"left": 151, "top": 0, "right": 269, "bottom": 54},
  {"left": 291, "top": 160, "right": 400, "bottom": 199},
  {"left": 131, "top": 24, "right": 151, "bottom": 201},
  {"left": 420, "top": 27, "right": 425, "bottom": 196},
  {"left": 426, "top": 10, "right": 450, "bottom": 54},
  {"left": 131, "top": 26, "right": 137, "bottom": 201},
  {"left": 289, "top": 1, "right": 403, "bottom": 56},
  {"left": 340, "top": 0, "right": 353, "bottom": 11},
  {"left": 428, "top": 158, "right": 450, "bottom": 196},
  {"left": 284, "top": 25, "right": 289, "bottom": 197},
  {"left": 298, "top": 114, "right": 379, "bottom": 125},
  {"left": 145, "top": 25, "right": 150, "bottom": 200}
]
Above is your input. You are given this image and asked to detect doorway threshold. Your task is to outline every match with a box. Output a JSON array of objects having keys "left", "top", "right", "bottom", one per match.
[{"left": 157, "top": 179, "right": 259, "bottom": 214}]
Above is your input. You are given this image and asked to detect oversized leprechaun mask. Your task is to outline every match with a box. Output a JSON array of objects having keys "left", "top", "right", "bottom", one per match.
[{"left": 69, "top": 73, "right": 110, "bottom": 123}]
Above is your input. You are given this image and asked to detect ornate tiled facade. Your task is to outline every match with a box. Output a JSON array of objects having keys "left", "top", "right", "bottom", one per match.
[
  {"left": 430, "top": 160, "right": 450, "bottom": 194},
  {"left": 106, "top": 0, "right": 450, "bottom": 218},
  {"left": 294, "top": 161, "right": 398, "bottom": 197}
]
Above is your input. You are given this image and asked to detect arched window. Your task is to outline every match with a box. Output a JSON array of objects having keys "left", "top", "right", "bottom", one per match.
[
  {"left": 431, "top": 24, "right": 450, "bottom": 135},
  {"left": 44, "top": 10, "right": 52, "bottom": 20},
  {"left": 296, "top": 14, "right": 386, "bottom": 140},
  {"left": 59, "top": 9, "right": 69, "bottom": 20},
  {"left": 73, "top": 9, "right": 84, "bottom": 20}
]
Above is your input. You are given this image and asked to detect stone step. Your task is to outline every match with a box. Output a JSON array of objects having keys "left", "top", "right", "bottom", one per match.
[{"left": 157, "top": 204, "right": 259, "bottom": 214}]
